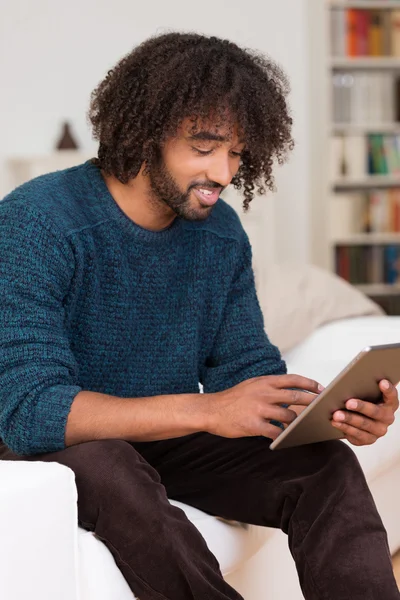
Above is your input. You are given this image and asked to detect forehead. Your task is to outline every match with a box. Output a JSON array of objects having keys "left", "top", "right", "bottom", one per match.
[{"left": 179, "top": 116, "right": 244, "bottom": 144}]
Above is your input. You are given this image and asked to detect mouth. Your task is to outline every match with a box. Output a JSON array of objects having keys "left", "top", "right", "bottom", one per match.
[{"left": 192, "top": 187, "right": 221, "bottom": 207}]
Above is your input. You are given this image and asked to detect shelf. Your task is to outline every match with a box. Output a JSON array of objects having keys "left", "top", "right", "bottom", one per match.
[
  {"left": 355, "top": 283, "right": 400, "bottom": 296},
  {"left": 330, "top": 1, "right": 400, "bottom": 9},
  {"left": 333, "top": 175, "right": 400, "bottom": 190},
  {"left": 332, "top": 122, "right": 400, "bottom": 134},
  {"left": 331, "top": 57, "right": 400, "bottom": 69},
  {"left": 333, "top": 233, "right": 400, "bottom": 244}
]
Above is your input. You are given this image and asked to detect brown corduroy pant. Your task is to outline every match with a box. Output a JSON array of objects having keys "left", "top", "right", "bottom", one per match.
[{"left": 1, "top": 433, "right": 399, "bottom": 600}]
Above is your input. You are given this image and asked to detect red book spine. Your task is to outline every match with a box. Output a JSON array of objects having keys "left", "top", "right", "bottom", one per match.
[{"left": 357, "top": 11, "right": 370, "bottom": 56}]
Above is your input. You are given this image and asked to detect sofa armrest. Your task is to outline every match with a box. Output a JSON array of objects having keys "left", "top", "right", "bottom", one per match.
[{"left": 0, "top": 461, "right": 80, "bottom": 600}]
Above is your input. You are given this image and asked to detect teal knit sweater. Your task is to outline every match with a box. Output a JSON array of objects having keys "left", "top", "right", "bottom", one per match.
[{"left": 0, "top": 160, "right": 286, "bottom": 455}]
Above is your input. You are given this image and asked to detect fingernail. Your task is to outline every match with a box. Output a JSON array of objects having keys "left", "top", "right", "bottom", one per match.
[
  {"left": 318, "top": 384, "right": 325, "bottom": 392},
  {"left": 381, "top": 380, "right": 390, "bottom": 390},
  {"left": 347, "top": 400, "right": 358, "bottom": 410},
  {"left": 335, "top": 411, "right": 345, "bottom": 421}
]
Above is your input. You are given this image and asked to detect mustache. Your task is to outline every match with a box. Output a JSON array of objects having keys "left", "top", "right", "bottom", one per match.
[{"left": 189, "top": 182, "right": 224, "bottom": 191}]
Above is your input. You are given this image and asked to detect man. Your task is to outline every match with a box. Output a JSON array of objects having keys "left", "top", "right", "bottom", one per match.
[{"left": 0, "top": 32, "right": 398, "bottom": 600}]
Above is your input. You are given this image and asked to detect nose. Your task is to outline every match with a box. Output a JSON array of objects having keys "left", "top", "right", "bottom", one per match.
[{"left": 205, "top": 154, "right": 236, "bottom": 188}]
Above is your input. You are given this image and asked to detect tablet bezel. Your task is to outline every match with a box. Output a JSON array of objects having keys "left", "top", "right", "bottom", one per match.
[{"left": 269, "top": 342, "right": 400, "bottom": 451}]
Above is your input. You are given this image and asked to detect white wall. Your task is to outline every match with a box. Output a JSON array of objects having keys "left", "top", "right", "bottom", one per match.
[{"left": 0, "top": 0, "right": 312, "bottom": 265}]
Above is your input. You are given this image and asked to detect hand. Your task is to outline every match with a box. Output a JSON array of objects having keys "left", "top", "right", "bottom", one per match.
[
  {"left": 206, "top": 374, "right": 323, "bottom": 439},
  {"left": 331, "top": 379, "right": 399, "bottom": 446}
]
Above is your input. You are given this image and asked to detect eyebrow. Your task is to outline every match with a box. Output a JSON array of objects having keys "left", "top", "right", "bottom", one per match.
[
  {"left": 188, "top": 131, "right": 228, "bottom": 142},
  {"left": 187, "top": 131, "right": 246, "bottom": 145}
]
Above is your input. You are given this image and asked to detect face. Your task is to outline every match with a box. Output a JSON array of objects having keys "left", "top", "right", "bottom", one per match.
[{"left": 147, "top": 118, "right": 245, "bottom": 221}]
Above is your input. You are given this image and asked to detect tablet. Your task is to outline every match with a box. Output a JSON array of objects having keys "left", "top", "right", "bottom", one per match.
[{"left": 269, "top": 342, "right": 400, "bottom": 451}]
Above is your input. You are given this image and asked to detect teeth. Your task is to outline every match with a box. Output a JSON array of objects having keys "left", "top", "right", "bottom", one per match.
[{"left": 199, "top": 189, "right": 213, "bottom": 195}]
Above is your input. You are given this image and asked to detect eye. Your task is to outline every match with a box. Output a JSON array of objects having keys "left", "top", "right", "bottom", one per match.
[
  {"left": 192, "top": 147, "right": 213, "bottom": 156},
  {"left": 230, "top": 151, "right": 242, "bottom": 158}
]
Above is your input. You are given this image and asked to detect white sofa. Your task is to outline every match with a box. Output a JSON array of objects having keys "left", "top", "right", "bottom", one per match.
[{"left": 1, "top": 315, "right": 400, "bottom": 600}]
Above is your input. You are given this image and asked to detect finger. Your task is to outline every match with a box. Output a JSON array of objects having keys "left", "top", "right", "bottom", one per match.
[
  {"left": 331, "top": 421, "right": 377, "bottom": 446},
  {"left": 332, "top": 410, "right": 388, "bottom": 438},
  {"left": 273, "top": 374, "right": 324, "bottom": 394},
  {"left": 379, "top": 380, "right": 399, "bottom": 410},
  {"left": 343, "top": 398, "right": 395, "bottom": 426},
  {"left": 287, "top": 404, "right": 307, "bottom": 417},
  {"left": 276, "top": 388, "right": 318, "bottom": 407},
  {"left": 261, "top": 405, "right": 298, "bottom": 425},
  {"left": 259, "top": 421, "right": 289, "bottom": 440}
]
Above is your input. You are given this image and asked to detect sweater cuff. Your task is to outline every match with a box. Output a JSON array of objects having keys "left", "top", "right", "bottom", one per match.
[{"left": 17, "top": 385, "right": 82, "bottom": 456}]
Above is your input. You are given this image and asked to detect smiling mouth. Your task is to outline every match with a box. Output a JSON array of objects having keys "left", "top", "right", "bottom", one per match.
[{"left": 192, "top": 187, "right": 221, "bottom": 206}]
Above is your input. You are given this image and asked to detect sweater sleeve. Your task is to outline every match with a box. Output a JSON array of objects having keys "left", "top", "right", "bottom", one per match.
[
  {"left": 201, "top": 232, "right": 286, "bottom": 393},
  {"left": 0, "top": 202, "right": 81, "bottom": 455}
]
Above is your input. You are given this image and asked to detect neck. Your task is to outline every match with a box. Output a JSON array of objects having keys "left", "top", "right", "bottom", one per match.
[{"left": 101, "top": 167, "right": 176, "bottom": 231}]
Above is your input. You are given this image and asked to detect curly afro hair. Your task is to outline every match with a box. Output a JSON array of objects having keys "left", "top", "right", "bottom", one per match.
[{"left": 88, "top": 31, "right": 294, "bottom": 211}]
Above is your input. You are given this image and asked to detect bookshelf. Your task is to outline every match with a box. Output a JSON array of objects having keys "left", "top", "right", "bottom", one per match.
[
  {"left": 334, "top": 232, "right": 400, "bottom": 243},
  {"left": 333, "top": 175, "right": 400, "bottom": 189},
  {"left": 333, "top": 123, "right": 400, "bottom": 133},
  {"left": 331, "top": 1, "right": 400, "bottom": 9},
  {"left": 331, "top": 56, "right": 400, "bottom": 67},
  {"left": 354, "top": 283, "right": 400, "bottom": 294},
  {"left": 323, "top": 0, "right": 400, "bottom": 314}
]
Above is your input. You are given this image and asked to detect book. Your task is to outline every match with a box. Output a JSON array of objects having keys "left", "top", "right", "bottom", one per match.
[
  {"left": 347, "top": 9, "right": 359, "bottom": 56},
  {"left": 335, "top": 244, "right": 400, "bottom": 285},
  {"left": 365, "top": 190, "right": 400, "bottom": 233},
  {"left": 368, "top": 191, "right": 388, "bottom": 232},
  {"left": 336, "top": 246, "right": 351, "bottom": 281},
  {"left": 383, "top": 9, "right": 392, "bottom": 56},
  {"left": 332, "top": 74, "right": 350, "bottom": 123},
  {"left": 370, "top": 245, "right": 384, "bottom": 284},
  {"left": 333, "top": 73, "right": 395, "bottom": 124},
  {"left": 394, "top": 189, "right": 400, "bottom": 231},
  {"left": 383, "top": 136, "right": 398, "bottom": 175},
  {"left": 368, "top": 134, "right": 388, "bottom": 175},
  {"left": 369, "top": 10, "right": 384, "bottom": 56},
  {"left": 380, "top": 73, "right": 395, "bottom": 122},
  {"left": 384, "top": 245, "right": 400, "bottom": 284},
  {"left": 391, "top": 10, "right": 400, "bottom": 57},
  {"left": 356, "top": 10, "right": 370, "bottom": 56}
]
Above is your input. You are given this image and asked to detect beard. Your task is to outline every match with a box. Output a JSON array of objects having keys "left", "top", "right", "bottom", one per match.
[{"left": 148, "top": 157, "right": 218, "bottom": 222}]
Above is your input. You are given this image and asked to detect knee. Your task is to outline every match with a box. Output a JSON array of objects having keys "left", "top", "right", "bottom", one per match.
[
  {"left": 59, "top": 439, "right": 160, "bottom": 491},
  {"left": 313, "top": 439, "right": 365, "bottom": 485},
  {"left": 319, "top": 439, "right": 360, "bottom": 463}
]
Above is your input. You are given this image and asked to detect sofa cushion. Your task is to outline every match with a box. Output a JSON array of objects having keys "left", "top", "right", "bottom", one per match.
[
  {"left": 77, "top": 499, "right": 271, "bottom": 600},
  {"left": 255, "top": 263, "right": 383, "bottom": 353}
]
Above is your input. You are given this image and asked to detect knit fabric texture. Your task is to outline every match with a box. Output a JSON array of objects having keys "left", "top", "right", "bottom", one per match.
[{"left": 0, "top": 160, "right": 286, "bottom": 455}]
